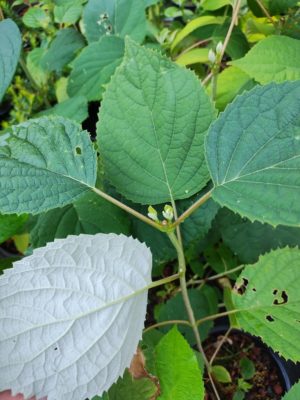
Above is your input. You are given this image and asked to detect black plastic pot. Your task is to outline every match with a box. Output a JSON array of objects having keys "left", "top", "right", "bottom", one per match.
[{"left": 210, "top": 323, "right": 300, "bottom": 393}]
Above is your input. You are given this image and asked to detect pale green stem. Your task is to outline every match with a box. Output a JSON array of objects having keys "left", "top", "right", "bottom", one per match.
[
  {"left": 197, "top": 309, "right": 240, "bottom": 326},
  {"left": 144, "top": 319, "right": 192, "bottom": 333},
  {"left": 209, "top": 327, "right": 232, "bottom": 366},
  {"left": 211, "top": 72, "right": 218, "bottom": 102},
  {"left": 191, "top": 264, "right": 245, "bottom": 285}
]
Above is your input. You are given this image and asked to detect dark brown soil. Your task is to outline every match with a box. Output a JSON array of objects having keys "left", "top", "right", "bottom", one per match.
[{"left": 204, "top": 331, "right": 285, "bottom": 400}]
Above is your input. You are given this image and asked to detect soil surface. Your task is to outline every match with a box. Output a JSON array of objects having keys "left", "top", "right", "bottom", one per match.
[{"left": 204, "top": 331, "right": 285, "bottom": 400}]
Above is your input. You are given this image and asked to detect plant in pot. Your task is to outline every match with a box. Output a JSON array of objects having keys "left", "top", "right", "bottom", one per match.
[{"left": 1, "top": 1, "right": 300, "bottom": 400}]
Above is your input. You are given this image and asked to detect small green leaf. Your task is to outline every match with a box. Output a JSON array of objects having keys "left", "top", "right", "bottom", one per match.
[
  {"left": 0, "top": 116, "right": 96, "bottom": 214},
  {"left": 282, "top": 381, "right": 300, "bottom": 399},
  {"left": 0, "top": 213, "right": 28, "bottom": 244},
  {"left": 68, "top": 35, "right": 124, "bottom": 101},
  {"left": 22, "top": 7, "right": 50, "bottom": 28},
  {"left": 176, "top": 48, "right": 209, "bottom": 66},
  {"left": 54, "top": 1, "right": 83, "bottom": 24},
  {"left": 38, "top": 96, "right": 88, "bottom": 123},
  {"left": 232, "top": 248, "right": 300, "bottom": 362},
  {"left": 202, "top": 0, "right": 232, "bottom": 10},
  {"left": 155, "top": 326, "right": 204, "bottom": 400},
  {"left": 0, "top": 19, "right": 22, "bottom": 102},
  {"left": 41, "top": 28, "right": 85, "bottom": 72},
  {"left": 171, "top": 16, "right": 225, "bottom": 50},
  {"left": 239, "top": 357, "right": 255, "bottom": 380},
  {"left": 98, "top": 38, "right": 215, "bottom": 204},
  {"left": 206, "top": 81, "right": 300, "bottom": 227},
  {"left": 157, "top": 287, "right": 218, "bottom": 345},
  {"left": 29, "top": 191, "right": 130, "bottom": 248},
  {"left": 211, "top": 365, "right": 232, "bottom": 383},
  {"left": 82, "top": 0, "right": 146, "bottom": 43},
  {"left": 26, "top": 48, "right": 49, "bottom": 86},
  {"left": 233, "top": 390, "right": 245, "bottom": 400},
  {"left": 231, "top": 36, "right": 300, "bottom": 84}
]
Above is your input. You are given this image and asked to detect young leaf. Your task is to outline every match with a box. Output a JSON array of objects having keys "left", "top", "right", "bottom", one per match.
[
  {"left": 22, "top": 7, "right": 50, "bottom": 28},
  {"left": 0, "top": 234, "right": 152, "bottom": 400},
  {"left": 29, "top": 191, "right": 130, "bottom": 248},
  {"left": 82, "top": 0, "right": 146, "bottom": 43},
  {"left": 54, "top": 0, "right": 83, "bottom": 25},
  {"left": 231, "top": 36, "right": 300, "bottom": 84},
  {"left": 26, "top": 48, "right": 49, "bottom": 86},
  {"left": 98, "top": 39, "right": 215, "bottom": 204},
  {"left": 68, "top": 36, "right": 125, "bottom": 101},
  {"left": 176, "top": 48, "right": 209, "bottom": 67},
  {"left": 206, "top": 81, "right": 300, "bottom": 227},
  {"left": 0, "top": 116, "right": 96, "bottom": 214},
  {"left": 282, "top": 380, "right": 300, "bottom": 399},
  {"left": 41, "top": 28, "right": 85, "bottom": 73},
  {"left": 155, "top": 326, "right": 204, "bottom": 400},
  {"left": 239, "top": 357, "right": 255, "bottom": 380},
  {"left": 232, "top": 248, "right": 300, "bottom": 362},
  {"left": 211, "top": 365, "right": 232, "bottom": 383},
  {"left": 0, "top": 214, "right": 28, "bottom": 244},
  {"left": 0, "top": 19, "right": 22, "bottom": 102}
]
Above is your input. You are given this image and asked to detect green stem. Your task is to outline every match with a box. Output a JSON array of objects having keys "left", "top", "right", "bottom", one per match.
[
  {"left": 220, "top": 0, "right": 242, "bottom": 61},
  {"left": 92, "top": 187, "right": 168, "bottom": 231},
  {"left": 196, "top": 309, "right": 240, "bottom": 326},
  {"left": 171, "top": 189, "right": 213, "bottom": 228},
  {"left": 167, "top": 231, "right": 221, "bottom": 400},
  {"left": 143, "top": 319, "right": 192, "bottom": 333},
  {"left": 255, "top": 0, "right": 275, "bottom": 24},
  {"left": 209, "top": 327, "right": 232, "bottom": 366},
  {"left": 211, "top": 71, "right": 218, "bottom": 102},
  {"left": 190, "top": 264, "right": 245, "bottom": 285}
]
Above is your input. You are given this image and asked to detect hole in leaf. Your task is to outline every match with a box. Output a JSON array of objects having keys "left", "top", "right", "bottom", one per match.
[
  {"left": 273, "top": 290, "right": 288, "bottom": 305},
  {"left": 252, "top": 288, "right": 257, "bottom": 292},
  {"left": 273, "top": 289, "right": 278, "bottom": 295},
  {"left": 54, "top": 347, "right": 58, "bottom": 351},
  {"left": 266, "top": 315, "right": 275, "bottom": 322},
  {"left": 75, "top": 146, "right": 82, "bottom": 155},
  {"left": 235, "top": 277, "right": 249, "bottom": 295}
]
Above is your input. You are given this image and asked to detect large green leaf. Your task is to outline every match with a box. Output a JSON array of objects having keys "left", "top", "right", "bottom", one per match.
[
  {"left": 82, "top": 0, "right": 146, "bottom": 43},
  {"left": 0, "top": 213, "right": 28, "bottom": 244},
  {"left": 155, "top": 326, "right": 204, "bottom": 400},
  {"left": 0, "top": 116, "right": 96, "bottom": 214},
  {"left": 29, "top": 191, "right": 130, "bottom": 248},
  {"left": 231, "top": 36, "right": 300, "bottom": 84},
  {"left": 68, "top": 35, "right": 124, "bottom": 101},
  {"left": 217, "top": 208, "right": 300, "bottom": 263},
  {"left": 38, "top": 96, "right": 88, "bottom": 123},
  {"left": 98, "top": 39, "right": 215, "bottom": 205},
  {"left": 41, "top": 28, "right": 85, "bottom": 72},
  {"left": 95, "top": 370, "right": 157, "bottom": 400},
  {"left": 206, "top": 81, "right": 300, "bottom": 227},
  {"left": 232, "top": 248, "right": 300, "bottom": 362},
  {"left": 157, "top": 287, "right": 218, "bottom": 345},
  {"left": 0, "top": 19, "right": 22, "bottom": 102},
  {"left": 282, "top": 381, "right": 300, "bottom": 399}
]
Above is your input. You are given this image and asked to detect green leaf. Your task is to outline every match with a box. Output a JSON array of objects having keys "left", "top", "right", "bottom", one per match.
[
  {"left": 282, "top": 381, "right": 300, "bottom": 399},
  {"left": 98, "top": 39, "right": 215, "bottom": 205},
  {"left": 68, "top": 35, "right": 124, "bottom": 101},
  {"left": 54, "top": 0, "right": 83, "bottom": 24},
  {"left": 233, "top": 390, "right": 245, "bottom": 400},
  {"left": 26, "top": 48, "right": 49, "bottom": 86},
  {"left": 202, "top": 0, "right": 232, "bottom": 10},
  {"left": 38, "top": 96, "right": 88, "bottom": 123},
  {"left": 0, "top": 213, "right": 28, "bottom": 244},
  {"left": 268, "top": 0, "right": 298, "bottom": 15},
  {"left": 217, "top": 208, "right": 300, "bottom": 263},
  {"left": 155, "top": 326, "right": 204, "bottom": 400},
  {"left": 171, "top": 16, "right": 225, "bottom": 50},
  {"left": 206, "top": 81, "right": 300, "bottom": 227},
  {"left": 157, "top": 287, "right": 218, "bottom": 345},
  {"left": 29, "top": 191, "right": 130, "bottom": 248},
  {"left": 82, "top": 0, "right": 146, "bottom": 43},
  {"left": 211, "top": 365, "right": 232, "bottom": 383},
  {"left": 231, "top": 36, "right": 300, "bottom": 84},
  {"left": 96, "top": 370, "right": 157, "bottom": 400},
  {"left": 0, "top": 116, "right": 96, "bottom": 214},
  {"left": 22, "top": 7, "right": 50, "bottom": 28},
  {"left": 41, "top": 28, "right": 85, "bottom": 72},
  {"left": 176, "top": 48, "right": 209, "bottom": 66},
  {"left": 232, "top": 248, "right": 300, "bottom": 362},
  {"left": 204, "top": 242, "right": 240, "bottom": 276},
  {"left": 207, "top": 66, "right": 255, "bottom": 111},
  {"left": 0, "top": 19, "right": 22, "bottom": 102},
  {"left": 239, "top": 357, "right": 255, "bottom": 380}
]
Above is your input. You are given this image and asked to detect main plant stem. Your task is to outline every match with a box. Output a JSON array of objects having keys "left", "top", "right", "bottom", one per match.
[{"left": 168, "top": 231, "right": 221, "bottom": 400}]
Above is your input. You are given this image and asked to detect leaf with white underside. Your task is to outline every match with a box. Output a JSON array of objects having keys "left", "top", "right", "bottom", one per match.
[
  {"left": 0, "top": 116, "right": 96, "bottom": 214},
  {"left": 0, "top": 19, "right": 22, "bottom": 102},
  {"left": 206, "top": 81, "right": 300, "bottom": 227},
  {"left": 232, "top": 248, "right": 300, "bottom": 362},
  {"left": 282, "top": 381, "right": 300, "bottom": 399},
  {"left": 231, "top": 36, "right": 300, "bottom": 84},
  {"left": 98, "top": 39, "right": 215, "bottom": 204},
  {"left": 0, "top": 233, "right": 152, "bottom": 400},
  {"left": 68, "top": 36, "right": 125, "bottom": 101}
]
